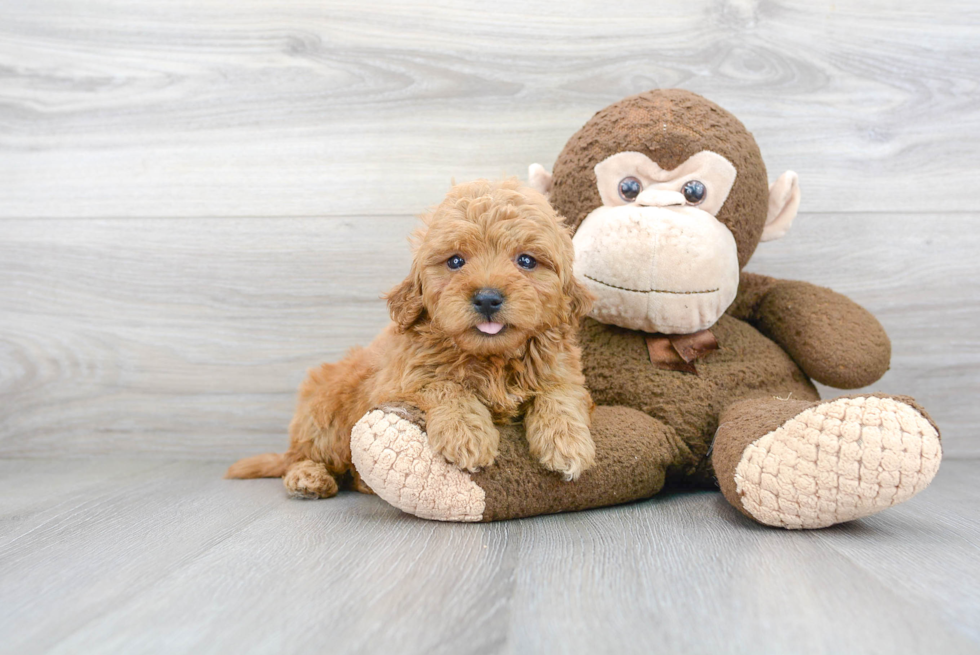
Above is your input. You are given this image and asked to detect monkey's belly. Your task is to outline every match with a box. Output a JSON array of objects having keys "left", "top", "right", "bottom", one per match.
[{"left": 579, "top": 315, "right": 819, "bottom": 458}]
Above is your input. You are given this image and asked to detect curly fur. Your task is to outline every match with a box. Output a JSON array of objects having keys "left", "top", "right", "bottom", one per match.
[{"left": 226, "top": 179, "right": 597, "bottom": 496}]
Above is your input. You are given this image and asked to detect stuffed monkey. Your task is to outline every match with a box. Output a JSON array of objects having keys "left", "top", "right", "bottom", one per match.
[{"left": 350, "top": 89, "right": 941, "bottom": 529}]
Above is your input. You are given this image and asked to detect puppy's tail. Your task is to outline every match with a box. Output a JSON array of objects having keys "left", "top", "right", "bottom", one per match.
[{"left": 225, "top": 452, "right": 289, "bottom": 479}]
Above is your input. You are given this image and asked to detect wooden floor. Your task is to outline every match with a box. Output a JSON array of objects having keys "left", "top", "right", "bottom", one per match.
[{"left": 0, "top": 458, "right": 977, "bottom": 654}]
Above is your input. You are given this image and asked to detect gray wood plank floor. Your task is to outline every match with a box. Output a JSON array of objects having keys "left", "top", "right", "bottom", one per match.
[{"left": 0, "top": 458, "right": 977, "bottom": 655}]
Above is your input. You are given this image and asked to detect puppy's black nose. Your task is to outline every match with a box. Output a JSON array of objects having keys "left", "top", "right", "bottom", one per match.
[{"left": 472, "top": 288, "right": 504, "bottom": 318}]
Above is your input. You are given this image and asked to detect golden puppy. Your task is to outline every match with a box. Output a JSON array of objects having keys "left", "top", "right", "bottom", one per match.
[{"left": 226, "top": 179, "right": 596, "bottom": 498}]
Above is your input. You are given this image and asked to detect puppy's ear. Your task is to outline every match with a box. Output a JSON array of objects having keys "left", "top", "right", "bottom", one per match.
[
  {"left": 565, "top": 274, "right": 595, "bottom": 321},
  {"left": 385, "top": 272, "right": 425, "bottom": 331}
]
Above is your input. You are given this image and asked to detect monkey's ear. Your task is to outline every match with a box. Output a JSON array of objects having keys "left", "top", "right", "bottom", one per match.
[
  {"left": 385, "top": 273, "right": 425, "bottom": 331},
  {"left": 761, "top": 171, "right": 801, "bottom": 242},
  {"left": 528, "top": 164, "right": 553, "bottom": 200}
]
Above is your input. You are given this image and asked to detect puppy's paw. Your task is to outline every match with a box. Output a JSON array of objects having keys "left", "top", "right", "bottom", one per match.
[
  {"left": 529, "top": 422, "right": 596, "bottom": 481},
  {"left": 426, "top": 412, "right": 500, "bottom": 473},
  {"left": 283, "top": 460, "right": 339, "bottom": 499}
]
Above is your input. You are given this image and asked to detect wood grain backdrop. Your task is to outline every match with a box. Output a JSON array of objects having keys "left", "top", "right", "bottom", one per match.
[{"left": 1, "top": 0, "right": 978, "bottom": 458}]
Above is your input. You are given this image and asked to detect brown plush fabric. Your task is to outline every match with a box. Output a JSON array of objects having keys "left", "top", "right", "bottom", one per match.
[
  {"left": 727, "top": 271, "right": 777, "bottom": 319},
  {"left": 753, "top": 280, "right": 892, "bottom": 389},
  {"left": 550, "top": 88, "right": 770, "bottom": 268},
  {"left": 579, "top": 315, "right": 820, "bottom": 472},
  {"left": 712, "top": 397, "right": 817, "bottom": 522},
  {"left": 730, "top": 273, "right": 892, "bottom": 389},
  {"left": 473, "top": 405, "right": 688, "bottom": 521}
]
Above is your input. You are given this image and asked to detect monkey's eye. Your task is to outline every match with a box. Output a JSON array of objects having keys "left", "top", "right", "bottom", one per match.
[
  {"left": 618, "top": 177, "right": 642, "bottom": 202},
  {"left": 682, "top": 180, "right": 707, "bottom": 205},
  {"left": 516, "top": 253, "right": 537, "bottom": 270},
  {"left": 446, "top": 255, "right": 465, "bottom": 270}
]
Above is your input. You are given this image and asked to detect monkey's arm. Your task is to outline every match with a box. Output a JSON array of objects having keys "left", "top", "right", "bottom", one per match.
[{"left": 728, "top": 272, "right": 891, "bottom": 389}]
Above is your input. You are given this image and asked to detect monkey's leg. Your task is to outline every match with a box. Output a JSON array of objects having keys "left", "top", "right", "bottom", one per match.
[
  {"left": 350, "top": 404, "right": 690, "bottom": 522},
  {"left": 711, "top": 394, "right": 941, "bottom": 529}
]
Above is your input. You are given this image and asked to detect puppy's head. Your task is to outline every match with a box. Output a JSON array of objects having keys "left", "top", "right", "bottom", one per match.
[{"left": 386, "top": 179, "right": 593, "bottom": 356}]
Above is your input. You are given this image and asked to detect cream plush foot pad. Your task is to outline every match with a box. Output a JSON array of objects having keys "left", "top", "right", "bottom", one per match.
[
  {"left": 350, "top": 410, "right": 486, "bottom": 522},
  {"left": 734, "top": 396, "right": 942, "bottom": 529}
]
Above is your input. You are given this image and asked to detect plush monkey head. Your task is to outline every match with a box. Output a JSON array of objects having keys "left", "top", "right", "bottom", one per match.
[{"left": 529, "top": 89, "right": 800, "bottom": 334}]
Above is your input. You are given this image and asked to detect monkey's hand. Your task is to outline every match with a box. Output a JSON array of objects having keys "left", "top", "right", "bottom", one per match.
[{"left": 738, "top": 274, "right": 891, "bottom": 389}]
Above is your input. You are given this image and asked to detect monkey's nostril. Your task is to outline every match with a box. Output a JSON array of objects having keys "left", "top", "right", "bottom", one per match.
[{"left": 472, "top": 288, "right": 505, "bottom": 317}]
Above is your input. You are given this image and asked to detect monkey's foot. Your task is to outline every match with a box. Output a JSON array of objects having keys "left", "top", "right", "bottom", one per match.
[
  {"left": 720, "top": 395, "right": 941, "bottom": 529},
  {"left": 350, "top": 406, "right": 486, "bottom": 522}
]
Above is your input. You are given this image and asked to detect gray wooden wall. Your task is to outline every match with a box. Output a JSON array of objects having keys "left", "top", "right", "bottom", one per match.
[{"left": 2, "top": 0, "right": 978, "bottom": 459}]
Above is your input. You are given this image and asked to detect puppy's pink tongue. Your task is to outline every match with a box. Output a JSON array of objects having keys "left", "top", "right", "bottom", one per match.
[{"left": 477, "top": 322, "right": 504, "bottom": 335}]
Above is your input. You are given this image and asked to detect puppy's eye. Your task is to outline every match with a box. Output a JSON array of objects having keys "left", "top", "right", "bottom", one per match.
[
  {"left": 618, "top": 177, "right": 642, "bottom": 202},
  {"left": 682, "top": 180, "right": 706, "bottom": 205},
  {"left": 516, "top": 253, "right": 537, "bottom": 270},
  {"left": 446, "top": 255, "right": 465, "bottom": 270}
]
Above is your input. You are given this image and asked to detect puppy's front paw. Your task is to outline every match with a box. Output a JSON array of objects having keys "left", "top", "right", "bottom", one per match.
[
  {"left": 529, "top": 422, "right": 596, "bottom": 481},
  {"left": 426, "top": 412, "right": 500, "bottom": 473}
]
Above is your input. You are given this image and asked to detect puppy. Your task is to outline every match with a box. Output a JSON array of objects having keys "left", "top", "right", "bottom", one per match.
[{"left": 226, "top": 179, "right": 596, "bottom": 498}]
